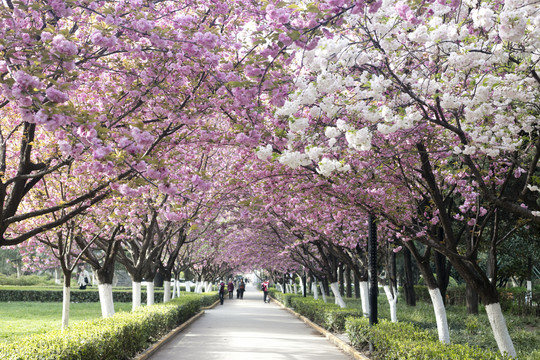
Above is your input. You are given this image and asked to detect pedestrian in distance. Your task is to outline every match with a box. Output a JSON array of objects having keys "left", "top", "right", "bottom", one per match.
[
  {"left": 218, "top": 280, "right": 225, "bottom": 305},
  {"left": 77, "top": 265, "right": 90, "bottom": 290},
  {"left": 261, "top": 280, "right": 269, "bottom": 303},
  {"left": 228, "top": 279, "right": 234, "bottom": 299},
  {"left": 238, "top": 279, "right": 245, "bottom": 299}
]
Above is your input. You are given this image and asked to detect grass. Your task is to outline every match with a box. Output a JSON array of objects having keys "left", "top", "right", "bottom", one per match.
[
  {"left": 0, "top": 301, "right": 133, "bottom": 343},
  {"left": 339, "top": 294, "right": 540, "bottom": 360}
]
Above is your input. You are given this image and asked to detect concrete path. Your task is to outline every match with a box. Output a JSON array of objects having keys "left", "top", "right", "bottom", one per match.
[{"left": 147, "top": 284, "right": 353, "bottom": 360}]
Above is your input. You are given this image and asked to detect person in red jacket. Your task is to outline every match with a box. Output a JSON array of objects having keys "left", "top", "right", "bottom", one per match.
[
  {"left": 261, "top": 280, "right": 269, "bottom": 303},
  {"left": 227, "top": 279, "right": 234, "bottom": 299}
]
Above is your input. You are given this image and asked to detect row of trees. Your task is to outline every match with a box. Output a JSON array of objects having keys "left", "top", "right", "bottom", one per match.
[{"left": 1, "top": 0, "right": 539, "bottom": 358}]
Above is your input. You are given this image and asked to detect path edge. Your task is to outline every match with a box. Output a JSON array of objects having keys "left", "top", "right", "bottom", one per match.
[
  {"left": 133, "top": 299, "right": 221, "bottom": 360},
  {"left": 270, "top": 297, "right": 370, "bottom": 360}
]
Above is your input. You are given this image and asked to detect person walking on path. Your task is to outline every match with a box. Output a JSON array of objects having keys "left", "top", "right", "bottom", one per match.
[
  {"left": 218, "top": 280, "right": 225, "bottom": 305},
  {"left": 228, "top": 279, "right": 234, "bottom": 299},
  {"left": 261, "top": 280, "right": 269, "bottom": 303},
  {"left": 238, "top": 279, "right": 245, "bottom": 299}
]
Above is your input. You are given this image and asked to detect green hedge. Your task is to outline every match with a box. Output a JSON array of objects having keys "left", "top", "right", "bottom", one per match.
[
  {"left": 0, "top": 286, "right": 198, "bottom": 303},
  {"left": 286, "top": 297, "right": 360, "bottom": 332},
  {"left": 268, "top": 289, "right": 297, "bottom": 307},
  {"left": 0, "top": 292, "right": 218, "bottom": 360},
  {"left": 345, "top": 317, "right": 509, "bottom": 360},
  {"left": 0, "top": 274, "right": 56, "bottom": 286}
]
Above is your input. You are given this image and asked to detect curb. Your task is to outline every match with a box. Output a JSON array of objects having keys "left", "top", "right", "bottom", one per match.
[
  {"left": 270, "top": 297, "right": 370, "bottom": 360},
  {"left": 133, "top": 299, "right": 220, "bottom": 360}
]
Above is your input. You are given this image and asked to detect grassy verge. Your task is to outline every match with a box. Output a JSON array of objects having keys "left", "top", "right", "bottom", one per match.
[{"left": 0, "top": 302, "right": 133, "bottom": 343}]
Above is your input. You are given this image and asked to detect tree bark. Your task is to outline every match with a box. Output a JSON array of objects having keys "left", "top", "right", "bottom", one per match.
[
  {"left": 339, "top": 265, "right": 345, "bottom": 296},
  {"left": 354, "top": 272, "right": 360, "bottom": 299}
]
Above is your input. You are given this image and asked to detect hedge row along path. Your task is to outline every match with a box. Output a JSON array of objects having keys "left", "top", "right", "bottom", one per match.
[{"left": 145, "top": 284, "right": 354, "bottom": 360}]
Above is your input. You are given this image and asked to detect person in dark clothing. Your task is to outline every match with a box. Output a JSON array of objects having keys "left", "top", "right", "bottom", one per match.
[
  {"left": 228, "top": 279, "right": 234, "bottom": 299},
  {"left": 238, "top": 279, "right": 245, "bottom": 299},
  {"left": 218, "top": 280, "right": 225, "bottom": 305}
]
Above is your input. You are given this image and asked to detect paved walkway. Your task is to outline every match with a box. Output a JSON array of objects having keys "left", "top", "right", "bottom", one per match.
[{"left": 147, "top": 284, "right": 353, "bottom": 360}]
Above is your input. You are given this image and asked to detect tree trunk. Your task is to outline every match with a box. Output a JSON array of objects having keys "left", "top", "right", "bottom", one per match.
[
  {"left": 339, "top": 265, "right": 345, "bottom": 296},
  {"left": 526, "top": 257, "right": 533, "bottom": 305},
  {"left": 345, "top": 266, "right": 352, "bottom": 298},
  {"left": 428, "top": 287, "right": 450, "bottom": 344},
  {"left": 486, "top": 303, "right": 517, "bottom": 358},
  {"left": 319, "top": 281, "right": 327, "bottom": 303},
  {"left": 354, "top": 272, "right": 360, "bottom": 299},
  {"left": 330, "top": 282, "right": 347, "bottom": 308},
  {"left": 132, "top": 281, "right": 142, "bottom": 311},
  {"left": 383, "top": 285, "right": 398, "bottom": 322},
  {"left": 435, "top": 227, "right": 449, "bottom": 304},
  {"left": 360, "top": 281, "right": 370, "bottom": 317},
  {"left": 466, "top": 234, "right": 479, "bottom": 315},
  {"left": 403, "top": 247, "right": 416, "bottom": 306},
  {"left": 405, "top": 242, "right": 449, "bottom": 344},
  {"left": 322, "top": 277, "right": 329, "bottom": 296},
  {"left": 61, "top": 271, "right": 72, "bottom": 330},
  {"left": 147, "top": 282, "right": 155, "bottom": 306},
  {"left": 163, "top": 280, "right": 171, "bottom": 303},
  {"left": 98, "top": 283, "right": 115, "bottom": 318},
  {"left": 312, "top": 279, "right": 319, "bottom": 300},
  {"left": 466, "top": 283, "right": 479, "bottom": 315},
  {"left": 95, "top": 260, "right": 117, "bottom": 318}
]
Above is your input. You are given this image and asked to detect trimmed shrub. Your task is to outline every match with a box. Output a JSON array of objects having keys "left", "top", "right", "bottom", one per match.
[
  {"left": 288, "top": 297, "right": 361, "bottom": 332},
  {"left": 0, "top": 292, "right": 218, "bottom": 360},
  {"left": 0, "top": 286, "right": 178, "bottom": 303},
  {"left": 269, "top": 290, "right": 298, "bottom": 307},
  {"left": 0, "top": 274, "right": 57, "bottom": 286},
  {"left": 345, "top": 317, "right": 509, "bottom": 360}
]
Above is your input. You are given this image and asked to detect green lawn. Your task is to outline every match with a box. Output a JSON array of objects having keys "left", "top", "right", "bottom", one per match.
[{"left": 0, "top": 302, "right": 133, "bottom": 343}]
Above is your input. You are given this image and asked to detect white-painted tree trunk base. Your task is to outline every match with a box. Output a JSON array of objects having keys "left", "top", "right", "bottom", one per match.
[
  {"left": 205, "top": 282, "right": 213, "bottom": 293},
  {"left": 163, "top": 281, "right": 171, "bottom": 303},
  {"left": 147, "top": 283, "right": 155, "bottom": 306},
  {"left": 320, "top": 282, "right": 327, "bottom": 303},
  {"left": 526, "top": 281, "right": 532, "bottom": 305},
  {"left": 132, "top": 282, "right": 142, "bottom": 311},
  {"left": 172, "top": 281, "right": 177, "bottom": 299},
  {"left": 184, "top": 281, "right": 191, "bottom": 292},
  {"left": 313, "top": 281, "right": 319, "bottom": 300},
  {"left": 330, "top": 282, "right": 347, "bottom": 308},
  {"left": 360, "top": 281, "right": 370, "bottom": 317},
  {"left": 428, "top": 288, "right": 450, "bottom": 344},
  {"left": 486, "top": 303, "right": 517, "bottom": 358},
  {"left": 61, "top": 285, "right": 70, "bottom": 330},
  {"left": 293, "top": 283, "right": 298, "bottom": 294},
  {"left": 98, "top": 283, "right": 115, "bottom": 318},
  {"left": 383, "top": 285, "right": 398, "bottom": 322}
]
